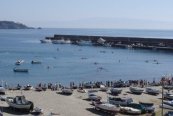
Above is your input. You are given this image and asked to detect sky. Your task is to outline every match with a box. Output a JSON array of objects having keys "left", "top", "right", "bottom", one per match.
[{"left": 1, "top": 0, "right": 173, "bottom": 29}]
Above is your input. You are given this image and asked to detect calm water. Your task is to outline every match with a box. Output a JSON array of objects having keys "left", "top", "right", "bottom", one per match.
[{"left": 0, "top": 28, "right": 173, "bottom": 86}]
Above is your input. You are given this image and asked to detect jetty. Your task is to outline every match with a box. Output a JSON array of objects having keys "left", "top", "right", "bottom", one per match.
[{"left": 45, "top": 34, "right": 173, "bottom": 51}]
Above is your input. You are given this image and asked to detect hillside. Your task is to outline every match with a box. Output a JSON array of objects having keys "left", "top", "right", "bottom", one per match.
[{"left": 0, "top": 21, "right": 33, "bottom": 29}]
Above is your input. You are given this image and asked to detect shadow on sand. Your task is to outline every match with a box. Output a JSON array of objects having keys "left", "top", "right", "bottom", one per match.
[
  {"left": 86, "top": 108, "right": 116, "bottom": 116},
  {"left": 0, "top": 106, "right": 30, "bottom": 115},
  {"left": 56, "top": 92, "right": 72, "bottom": 96}
]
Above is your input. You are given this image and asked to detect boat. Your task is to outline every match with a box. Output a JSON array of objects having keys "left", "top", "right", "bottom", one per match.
[
  {"left": 88, "top": 93, "right": 101, "bottom": 101},
  {"left": 163, "top": 100, "right": 173, "bottom": 106},
  {"left": 23, "top": 84, "right": 33, "bottom": 90},
  {"left": 6, "top": 96, "right": 34, "bottom": 111},
  {"left": 108, "top": 97, "right": 133, "bottom": 106},
  {"left": 15, "top": 60, "right": 24, "bottom": 65},
  {"left": 139, "top": 101, "right": 155, "bottom": 113},
  {"left": 120, "top": 103, "right": 146, "bottom": 114},
  {"left": 146, "top": 87, "right": 160, "bottom": 95},
  {"left": 61, "top": 88, "right": 73, "bottom": 95},
  {"left": 31, "top": 60, "right": 42, "bottom": 64},
  {"left": 95, "top": 102, "right": 119, "bottom": 114},
  {"left": 52, "top": 39, "right": 71, "bottom": 44},
  {"left": 110, "top": 88, "right": 122, "bottom": 95},
  {"left": 163, "top": 85, "right": 173, "bottom": 90},
  {"left": 164, "top": 93, "right": 173, "bottom": 100},
  {"left": 32, "top": 107, "right": 43, "bottom": 115},
  {"left": 100, "top": 84, "right": 108, "bottom": 91},
  {"left": 129, "top": 87, "right": 144, "bottom": 94},
  {"left": 160, "top": 103, "right": 173, "bottom": 110},
  {"left": 97, "top": 37, "right": 106, "bottom": 45},
  {"left": 13, "top": 68, "right": 28, "bottom": 73},
  {"left": 164, "top": 111, "right": 173, "bottom": 116},
  {"left": 77, "top": 88, "right": 86, "bottom": 93},
  {"left": 40, "top": 39, "right": 51, "bottom": 43},
  {"left": 0, "top": 86, "right": 5, "bottom": 95}
]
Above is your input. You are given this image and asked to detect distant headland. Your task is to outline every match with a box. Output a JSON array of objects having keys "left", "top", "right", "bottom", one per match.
[{"left": 0, "top": 21, "right": 34, "bottom": 29}]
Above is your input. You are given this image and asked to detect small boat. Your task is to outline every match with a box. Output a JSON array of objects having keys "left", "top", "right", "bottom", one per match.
[
  {"left": 95, "top": 102, "right": 119, "bottom": 114},
  {"left": 164, "top": 111, "right": 173, "bottom": 116},
  {"left": 77, "top": 88, "right": 86, "bottom": 93},
  {"left": 23, "top": 84, "right": 33, "bottom": 90},
  {"left": 129, "top": 87, "right": 144, "bottom": 94},
  {"left": 0, "top": 86, "right": 5, "bottom": 95},
  {"left": 163, "top": 100, "right": 173, "bottom": 106},
  {"left": 13, "top": 68, "right": 28, "bottom": 73},
  {"left": 31, "top": 60, "right": 41, "bottom": 64},
  {"left": 110, "top": 88, "right": 122, "bottom": 95},
  {"left": 32, "top": 107, "right": 43, "bottom": 115},
  {"left": 163, "top": 85, "right": 173, "bottom": 90},
  {"left": 164, "top": 93, "right": 173, "bottom": 100},
  {"left": 35, "top": 87, "right": 43, "bottom": 92},
  {"left": 120, "top": 103, "right": 146, "bottom": 114},
  {"left": 108, "top": 97, "right": 133, "bottom": 106},
  {"left": 88, "top": 93, "right": 101, "bottom": 101},
  {"left": 52, "top": 39, "right": 71, "bottom": 44},
  {"left": 6, "top": 96, "right": 34, "bottom": 111},
  {"left": 160, "top": 103, "right": 173, "bottom": 110},
  {"left": 146, "top": 87, "right": 160, "bottom": 95},
  {"left": 15, "top": 60, "right": 24, "bottom": 65},
  {"left": 100, "top": 84, "right": 108, "bottom": 91},
  {"left": 139, "top": 101, "right": 155, "bottom": 113},
  {"left": 61, "top": 88, "right": 73, "bottom": 95},
  {"left": 40, "top": 39, "right": 51, "bottom": 43}
]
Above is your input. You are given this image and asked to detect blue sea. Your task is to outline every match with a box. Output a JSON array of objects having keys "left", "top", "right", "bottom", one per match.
[{"left": 0, "top": 28, "right": 173, "bottom": 86}]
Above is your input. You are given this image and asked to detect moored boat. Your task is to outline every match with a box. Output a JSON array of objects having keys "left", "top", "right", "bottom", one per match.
[
  {"left": 31, "top": 60, "right": 42, "bottom": 64},
  {"left": 146, "top": 87, "right": 160, "bottom": 95},
  {"left": 164, "top": 93, "right": 173, "bottom": 100},
  {"left": 139, "top": 101, "right": 155, "bottom": 113},
  {"left": 40, "top": 39, "right": 51, "bottom": 43},
  {"left": 88, "top": 93, "right": 101, "bottom": 101},
  {"left": 13, "top": 68, "right": 29, "bottom": 73},
  {"left": 100, "top": 84, "right": 108, "bottom": 91},
  {"left": 110, "top": 88, "right": 122, "bottom": 95},
  {"left": 129, "top": 87, "right": 144, "bottom": 94},
  {"left": 0, "top": 86, "right": 5, "bottom": 95},
  {"left": 95, "top": 102, "right": 119, "bottom": 114},
  {"left": 61, "top": 88, "right": 73, "bottom": 95},
  {"left": 108, "top": 97, "right": 133, "bottom": 106},
  {"left": 15, "top": 60, "right": 24, "bottom": 65},
  {"left": 23, "top": 84, "right": 33, "bottom": 90},
  {"left": 6, "top": 96, "right": 34, "bottom": 111}
]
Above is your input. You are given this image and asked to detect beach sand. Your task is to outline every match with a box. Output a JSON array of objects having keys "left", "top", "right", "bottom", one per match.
[{"left": 0, "top": 86, "right": 170, "bottom": 116}]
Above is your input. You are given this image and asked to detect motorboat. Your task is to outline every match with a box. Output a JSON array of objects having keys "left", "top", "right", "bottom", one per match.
[
  {"left": 52, "top": 39, "right": 71, "bottom": 44},
  {"left": 61, "top": 88, "right": 73, "bottom": 95},
  {"left": 163, "top": 85, "right": 173, "bottom": 90},
  {"left": 97, "top": 37, "right": 106, "bottom": 45},
  {"left": 0, "top": 86, "right": 5, "bottom": 95},
  {"left": 6, "top": 96, "right": 34, "bottom": 111},
  {"left": 13, "top": 68, "right": 28, "bottom": 73},
  {"left": 15, "top": 60, "right": 24, "bottom": 65},
  {"left": 160, "top": 103, "right": 173, "bottom": 110},
  {"left": 139, "top": 101, "right": 155, "bottom": 113},
  {"left": 23, "top": 84, "right": 33, "bottom": 90},
  {"left": 95, "top": 102, "right": 119, "bottom": 114},
  {"left": 163, "top": 100, "right": 173, "bottom": 106},
  {"left": 108, "top": 97, "right": 133, "bottom": 106},
  {"left": 110, "top": 88, "right": 122, "bottom": 95},
  {"left": 164, "top": 111, "right": 173, "bottom": 116},
  {"left": 129, "top": 87, "right": 144, "bottom": 94},
  {"left": 88, "top": 93, "right": 101, "bottom": 101},
  {"left": 32, "top": 107, "right": 43, "bottom": 115},
  {"left": 40, "top": 39, "right": 51, "bottom": 43},
  {"left": 164, "top": 93, "right": 173, "bottom": 100},
  {"left": 77, "top": 88, "right": 86, "bottom": 93},
  {"left": 120, "top": 103, "right": 146, "bottom": 114},
  {"left": 100, "top": 84, "right": 108, "bottom": 91},
  {"left": 31, "top": 60, "right": 41, "bottom": 64},
  {"left": 35, "top": 86, "right": 43, "bottom": 92},
  {"left": 145, "top": 87, "right": 160, "bottom": 95}
]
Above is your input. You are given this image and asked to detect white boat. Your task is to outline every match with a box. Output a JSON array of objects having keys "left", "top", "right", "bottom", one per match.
[
  {"left": 120, "top": 106, "right": 141, "bottom": 115},
  {"left": 129, "top": 87, "right": 144, "bottom": 94},
  {"left": 33, "top": 107, "right": 43, "bottom": 115},
  {"left": 77, "top": 88, "right": 86, "bottom": 93},
  {"left": 146, "top": 87, "right": 160, "bottom": 95},
  {"left": 108, "top": 97, "right": 133, "bottom": 106},
  {"left": 31, "top": 60, "right": 42, "bottom": 64},
  {"left": 61, "top": 88, "right": 73, "bottom": 95},
  {"left": 164, "top": 93, "right": 173, "bottom": 100},
  {"left": 6, "top": 96, "right": 34, "bottom": 111},
  {"left": 100, "top": 84, "right": 108, "bottom": 91},
  {"left": 40, "top": 39, "right": 51, "bottom": 43},
  {"left": 160, "top": 103, "right": 173, "bottom": 110},
  {"left": 97, "top": 37, "right": 106, "bottom": 45},
  {"left": 0, "top": 86, "right": 5, "bottom": 95},
  {"left": 110, "top": 88, "right": 122, "bottom": 95},
  {"left": 95, "top": 102, "right": 119, "bottom": 113},
  {"left": 23, "top": 84, "right": 33, "bottom": 90},
  {"left": 13, "top": 68, "right": 28, "bottom": 73},
  {"left": 163, "top": 100, "right": 173, "bottom": 106},
  {"left": 88, "top": 93, "right": 101, "bottom": 101},
  {"left": 15, "top": 60, "right": 24, "bottom": 65}
]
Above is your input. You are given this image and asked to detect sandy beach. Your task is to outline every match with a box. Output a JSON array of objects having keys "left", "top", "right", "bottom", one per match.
[{"left": 0, "top": 86, "right": 171, "bottom": 116}]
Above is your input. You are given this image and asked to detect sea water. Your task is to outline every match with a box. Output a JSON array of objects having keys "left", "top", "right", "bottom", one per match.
[{"left": 0, "top": 28, "right": 173, "bottom": 86}]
